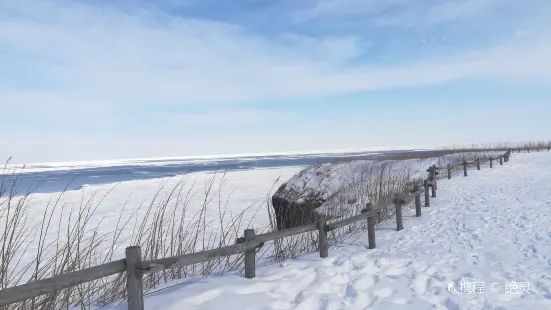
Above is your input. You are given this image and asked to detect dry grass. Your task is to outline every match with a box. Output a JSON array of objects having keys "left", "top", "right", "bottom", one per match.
[
  {"left": 438, "top": 141, "right": 551, "bottom": 153},
  {"left": 0, "top": 169, "right": 277, "bottom": 309}
]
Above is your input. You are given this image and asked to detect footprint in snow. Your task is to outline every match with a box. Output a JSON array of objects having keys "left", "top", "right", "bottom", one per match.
[{"left": 374, "top": 287, "right": 393, "bottom": 298}]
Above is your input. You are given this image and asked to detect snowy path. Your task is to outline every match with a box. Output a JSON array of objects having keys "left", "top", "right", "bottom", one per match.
[{"left": 106, "top": 152, "right": 551, "bottom": 310}]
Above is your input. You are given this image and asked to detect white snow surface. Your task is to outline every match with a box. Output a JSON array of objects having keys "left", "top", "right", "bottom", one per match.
[
  {"left": 0, "top": 167, "right": 303, "bottom": 281},
  {"left": 101, "top": 152, "right": 551, "bottom": 310}
]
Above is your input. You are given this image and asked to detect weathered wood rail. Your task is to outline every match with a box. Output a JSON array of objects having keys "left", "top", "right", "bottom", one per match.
[{"left": 0, "top": 148, "right": 530, "bottom": 309}]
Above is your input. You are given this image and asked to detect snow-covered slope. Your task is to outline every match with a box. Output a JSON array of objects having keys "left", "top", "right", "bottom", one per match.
[
  {"left": 271, "top": 158, "right": 443, "bottom": 229},
  {"left": 105, "top": 152, "right": 551, "bottom": 310},
  {"left": 272, "top": 155, "right": 478, "bottom": 229},
  {"left": 281, "top": 158, "right": 434, "bottom": 202}
]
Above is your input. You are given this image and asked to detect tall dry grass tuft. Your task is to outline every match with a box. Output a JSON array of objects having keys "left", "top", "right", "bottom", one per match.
[
  {"left": 0, "top": 159, "right": 35, "bottom": 292},
  {"left": 0, "top": 169, "right": 280, "bottom": 309}
]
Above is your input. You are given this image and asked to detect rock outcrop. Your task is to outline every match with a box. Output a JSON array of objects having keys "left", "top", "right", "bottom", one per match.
[{"left": 272, "top": 186, "right": 324, "bottom": 230}]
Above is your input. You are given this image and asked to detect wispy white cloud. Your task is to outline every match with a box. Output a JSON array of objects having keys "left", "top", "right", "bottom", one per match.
[
  {"left": 0, "top": 1, "right": 365, "bottom": 110},
  {"left": 292, "top": 0, "right": 408, "bottom": 24},
  {"left": 293, "top": 0, "right": 503, "bottom": 26},
  {"left": 423, "top": 0, "right": 498, "bottom": 24},
  {"left": 1, "top": 0, "right": 550, "bottom": 113}
]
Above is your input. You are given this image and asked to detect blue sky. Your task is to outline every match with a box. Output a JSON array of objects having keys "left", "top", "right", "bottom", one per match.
[{"left": 1, "top": 0, "right": 551, "bottom": 163}]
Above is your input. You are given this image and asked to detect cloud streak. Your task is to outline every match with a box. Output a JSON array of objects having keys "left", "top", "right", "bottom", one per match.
[
  {"left": 1, "top": 0, "right": 550, "bottom": 112},
  {"left": 293, "top": 0, "right": 504, "bottom": 26}
]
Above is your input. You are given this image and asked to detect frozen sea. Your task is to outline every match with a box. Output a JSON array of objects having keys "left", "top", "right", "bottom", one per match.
[{"left": 5, "top": 148, "right": 433, "bottom": 195}]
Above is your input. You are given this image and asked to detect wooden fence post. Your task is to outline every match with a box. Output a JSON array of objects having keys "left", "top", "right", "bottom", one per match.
[
  {"left": 432, "top": 165, "right": 438, "bottom": 190},
  {"left": 318, "top": 215, "right": 328, "bottom": 258},
  {"left": 414, "top": 183, "right": 422, "bottom": 217},
  {"left": 426, "top": 166, "right": 437, "bottom": 190},
  {"left": 447, "top": 164, "right": 451, "bottom": 180},
  {"left": 365, "top": 203, "right": 376, "bottom": 249},
  {"left": 394, "top": 195, "right": 404, "bottom": 231},
  {"left": 476, "top": 158, "right": 481, "bottom": 170},
  {"left": 431, "top": 179, "right": 437, "bottom": 198},
  {"left": 499, "top": 156, "right": 503, "bottom": 165},
  {"left": 424, "top": 179, "right": 430, "bottom": 207},
  {"left": 126, "top": 246, "right": 144, "bottom": 310},
  {"left": 490, "top": 157, "right": 493, "bottom": 168},
  {"left": 244, "top": 229, "right": 256, "bottom": 279},
  {"left": 463, "top": 162, "right": 468, "bottom": 177}
]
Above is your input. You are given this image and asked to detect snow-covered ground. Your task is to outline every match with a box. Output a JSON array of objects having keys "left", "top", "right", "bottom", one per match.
[
  {"left": 103, "top": 152, "right": 551, "bottom": 310},
  {"left": 0, "top": 166, "right": 303, "bottom": 281}
]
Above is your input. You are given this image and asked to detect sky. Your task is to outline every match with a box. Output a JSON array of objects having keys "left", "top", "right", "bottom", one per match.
[{"left": 1, "top": 0, "right": 551, "bottom": 164}]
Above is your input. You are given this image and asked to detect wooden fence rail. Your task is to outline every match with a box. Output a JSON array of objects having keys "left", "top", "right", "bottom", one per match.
[
  {"left": 0, "top": 260, "right": 126, "bottom": 307},
  {"left": 0, "top": 148, "right": 527, "bottom": 309}
]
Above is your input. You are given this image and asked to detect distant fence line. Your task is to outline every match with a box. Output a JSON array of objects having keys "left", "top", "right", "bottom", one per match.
[{"left": 0, "top": 147, "right": 546, "bottom": 309}]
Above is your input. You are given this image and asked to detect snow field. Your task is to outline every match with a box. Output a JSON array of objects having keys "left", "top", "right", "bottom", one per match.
[
  {"left": 0, "top": 167, "right": 302, "bottom": 284},
  {"left": 101, "top": 152, "right": 551, "bottom": 310}
]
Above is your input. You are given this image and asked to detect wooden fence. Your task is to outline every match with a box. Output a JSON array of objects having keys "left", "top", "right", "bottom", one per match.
[{"left": 0, "top": 148, "right": 534, "bottom": 309}]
